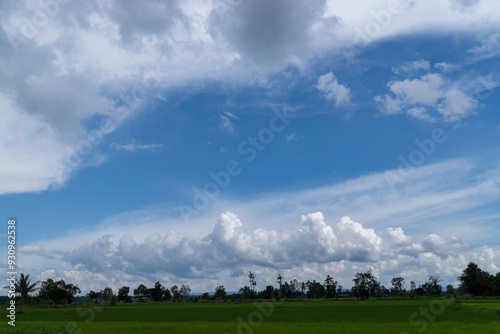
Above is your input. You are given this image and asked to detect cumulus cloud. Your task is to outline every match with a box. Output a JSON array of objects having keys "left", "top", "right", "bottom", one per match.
[
  {"left": 317, "top": 72, "right": 351, "bottom": 106},
  {"left": 63, "top": 235, "right": 114, "bottom": 272},
  {"left": 20, "top": 158, "right": 499, "bottom": 283},
  {"left": 375, "top": 64, "right": 480, "bottom": 122},
  {"left": 61, "top": 213, "right": 385, "bottom": 279},
  {"left": 58, "top": 211, "right": 478, "bottom": 286},
  {"left": 38, "top": 210, "right": 500, "bottom": 294},
  {"left": 18, "top": 157, "right": 500, "bottom": 292},
  {"left": 386, "top": 227, "right": 414, "bottom": 247},
  {"left": 422, "top": 234, "right": 471, "bottom": 258},
  {"left": 385, "top": 228, "right": 470, "bottom": 258}
]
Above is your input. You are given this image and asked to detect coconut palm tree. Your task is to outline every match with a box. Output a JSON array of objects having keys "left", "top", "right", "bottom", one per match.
[{"left": 4, "top": 273, "right": 39, "bottom": 313}]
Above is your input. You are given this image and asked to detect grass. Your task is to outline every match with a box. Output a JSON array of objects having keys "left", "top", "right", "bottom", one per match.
[{"left": 4, "top": 298, "right": 500, "bottom": 334}]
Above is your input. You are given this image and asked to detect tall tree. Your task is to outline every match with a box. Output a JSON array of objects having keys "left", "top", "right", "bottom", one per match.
[
  {"left": 281, "top": 282, "right": 292, "bottom": 299},
  {"left": 118, "top": 286, "right": 131, "bottom": 303},
  {"left": 493, "top": 272, "right": 500, "bottom": 296},
  {"left": 422, "top": 276, "right": 443, "bottom": 296},
  {"left": 458, "top": 262, "right": 493, "bottom": 296},
  {"left": 134, "top": 284, "right": 148, "bottom": 301},
  {"left": 238, "top": 286, "right": 254, "bottom": 299},
  {"left": 410, "top": 281, "right": 416, "bottom": 293},
  {"left": 38, "top": 279, "right": 79, "bottom": 306},
  {"left": 163, "top": 288, "right": 172, "bottom": 301},
  {"left": 352, "top": 270, "right": 380, "bottom": 300},
  {"left": 100, "top": 287, "right": 114, "bottom": 302},
  {"left": 277, "top": 272, "right": 284, "bottom": 294},
  {"left": 290, "top": 279, "right": 299, "bottom": 297},
  {"left": 151, "top": 281, "right": 165, "bottom": 302},
  {"left": 86, "top": 290, "right": 100, "bottom": 303},
  {"left": 391, "top": 277, "right": 405, "bottom": 297},
  {"left": 180, "top": 284, "right": 191, "bottom": 301},
  {"left": 446, "top": 284, "right": 456, "bottom": 297},
  {"left": 248, "top": 271, "right": 256, "bottom": 292},
  {"left": 64, "top": 283, "right": 81, "bottom": 304},
  {"left": 214, "top": 285, "right": 227, "bottom": 300},
  {"left": 324, "top": 275, "right": 338, "bottom": 298},
  {"left": 306, "top": 280, "right": 325, "bottom": 299},
  {"left": 171, "top": 285, "right": 180, "bottom": 302},
  {"left": 3, "top": 273, "right": 39, "bottom": 313}
]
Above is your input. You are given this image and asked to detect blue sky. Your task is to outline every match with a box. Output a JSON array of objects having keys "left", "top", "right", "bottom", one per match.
[{"left": 1, "top": 0, "right": 500, "bottom": 294}]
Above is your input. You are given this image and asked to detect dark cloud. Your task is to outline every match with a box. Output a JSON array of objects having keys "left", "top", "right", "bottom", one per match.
[
  {"left": 63, "top": 235, "right": 113, "bottom": 272},
  {"left": 108, "top": 0, "right": 186, "bottom": 46},
  {"left": 209, "top": 0, "right": 327, "bottom": 67}
]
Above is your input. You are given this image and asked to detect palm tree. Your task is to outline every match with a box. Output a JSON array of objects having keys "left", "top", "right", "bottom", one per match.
[{"left": 4, "top": 273, "right": 40, "bottom": 313}]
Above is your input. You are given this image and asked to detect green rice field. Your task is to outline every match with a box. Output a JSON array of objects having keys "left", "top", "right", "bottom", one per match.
[{"left": 5, "top": 298, "right": 500, "bottom": 334}]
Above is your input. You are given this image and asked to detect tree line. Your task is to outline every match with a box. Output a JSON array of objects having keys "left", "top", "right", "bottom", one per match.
[{"left": 5, "top": 262, "right": 500, "bottom": 310}]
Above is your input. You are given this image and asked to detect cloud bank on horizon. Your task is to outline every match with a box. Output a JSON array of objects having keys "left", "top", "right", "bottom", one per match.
[
  {"left": 17, "top": 160, "right": 500, "bottom": 293},
  {"left": 19, "top": 210, "right": 500, "bottom": 294},
  {"left": 1, "top": 0, "right": 500, "bottom": 293}
]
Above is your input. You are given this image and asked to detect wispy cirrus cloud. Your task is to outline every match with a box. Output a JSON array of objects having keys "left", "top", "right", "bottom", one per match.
[
  {"left": 219, "top": 115, "right": 234, "bottom": 133},
  {"left": 110, "top": 142, "right": 163, "bottom": 152},
  {"left": 392, "top": 60, "right": 430, "bottom": 75}
]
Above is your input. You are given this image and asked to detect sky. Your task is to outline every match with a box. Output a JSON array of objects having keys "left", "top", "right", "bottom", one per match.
[{"left": 1, "top": 0, "right": 500, "bottom": 295}]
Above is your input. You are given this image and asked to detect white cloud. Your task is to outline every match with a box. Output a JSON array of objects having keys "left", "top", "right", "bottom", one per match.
[
  {"left": 434, "top": 62, "right": 458, "bottom": 72},
  {"left": 285, "top": 132, "right": 297, "bottom": 142},
  {"left": 468, "top": 33, "right": 500, "bottom": 59},
  {"left": 392, "top": 60, "right": 430, "bottom": 75},
  {"left": 224, "top": 111, "right": 239, "bottom": 119},
  {"left": 18, "top": 245, "right": 45, "bottom": 254},
  {"left": 389, "top": 73, "right": 445, "bottom": 105},
  {"left": 375, "top": 66, "right": 481, "bottom": 122},
  {"left": 317, "top": 72, "right": 351, "bottom": 106},
  {"left": 406, "top": 107, "right": 436, "bottom": 122},
  {"left": 437, "top": 88, "right": 478, "bottom": 121},
  {"left": 27, "top": 210, "right": 500, "bottom": 293},
  {"left": 422, "top": 234, "right": 470, "bottom": 258},
  {"left": 220, "top": 115, "right": 234, "bottom": 133},
  {"left": 0, "top": 93, "right": 70, "bottom": 194},
  {"left": 386, "top": 227, "right": 414, "bottom": 247},
  {"left": 110, "top": 142, "right": 163, "bottom": 152},
  {"left": 61, "top": 213, "right": 385, "bottom": 279}
]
